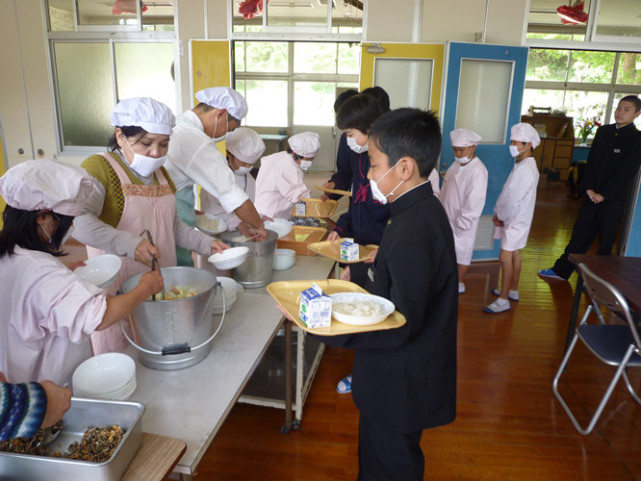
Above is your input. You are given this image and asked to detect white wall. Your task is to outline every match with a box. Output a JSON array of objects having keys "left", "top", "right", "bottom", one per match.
[
  {"left": 366, "top": 0, "right": 415, "bottom": 42},
  {"left": 365, "top": 0, "right": 528, "bottom": 46}
]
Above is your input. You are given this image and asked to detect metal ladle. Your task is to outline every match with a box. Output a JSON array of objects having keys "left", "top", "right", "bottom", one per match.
[{"left": 140, "top": 229, "right": 165, "bottom": 301}]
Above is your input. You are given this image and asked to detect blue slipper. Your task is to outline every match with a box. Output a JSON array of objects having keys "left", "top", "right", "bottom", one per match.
[{"left": 336, "top": 374, "right": 352, "bottom": 394}]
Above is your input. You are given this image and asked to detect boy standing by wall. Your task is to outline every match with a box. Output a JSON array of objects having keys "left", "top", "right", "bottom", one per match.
[{"left": 539, "top": 95, "right": 641, "bottom": 281}]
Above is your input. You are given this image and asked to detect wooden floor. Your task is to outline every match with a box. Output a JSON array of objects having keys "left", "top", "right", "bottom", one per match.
[{"left": 191, "top": 180, "right": 641, "bottom": 481}]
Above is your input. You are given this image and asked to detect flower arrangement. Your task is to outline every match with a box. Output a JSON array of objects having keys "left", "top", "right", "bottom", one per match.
[{"left": 576, "top": 117, "right": 601, "bottom": 143}]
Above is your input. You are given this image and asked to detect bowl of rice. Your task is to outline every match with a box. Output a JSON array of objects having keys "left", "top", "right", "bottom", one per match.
[{"left": 329, "top": 292, "right": 395, "bottom": 326}]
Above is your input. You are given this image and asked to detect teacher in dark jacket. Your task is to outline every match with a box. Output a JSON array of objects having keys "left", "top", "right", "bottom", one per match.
[
  {"left": 318, "top": 108, "right": 458, "bottom": 481},
  {"left": 539, "top": 95, "right": 641, "bottom": 281}
]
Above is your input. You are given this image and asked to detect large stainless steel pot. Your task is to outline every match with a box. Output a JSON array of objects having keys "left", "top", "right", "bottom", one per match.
[
  {"left": 219, "top": 230, "right": 278, "bottom": 288},
  {"left": 119, "top": 267, "right": 224, "bottom": 370}
]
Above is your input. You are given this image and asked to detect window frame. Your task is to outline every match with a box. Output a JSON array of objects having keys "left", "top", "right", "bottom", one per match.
[
  {"left": 524, "top": 0, "right": 641, "bottom": 51},
  {"left": 43, "top": 0, "right": 176, "bottom": 154},
  {"left": 229, "top": 0, "right": 366, "bottom": 42},
  {"left": 233, "top": 40, "right": 360, "bottom": 130},
  {"left": 523, "top": 47, "right": 641, "bottom": 143}
]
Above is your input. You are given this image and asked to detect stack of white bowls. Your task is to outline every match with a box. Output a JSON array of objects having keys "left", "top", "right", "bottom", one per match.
[
  {"left": 72, "top": 353, "right": 136, "bottom": 401},
  {"left": 212, "top": 277, "right": 242, "bottom": 314}
]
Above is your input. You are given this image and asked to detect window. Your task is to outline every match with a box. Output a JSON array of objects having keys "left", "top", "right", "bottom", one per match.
[
  {"left": 523, "top": 48, "right": 641, "bottom": 142},
  {"left": 233, "top": 41, "right": 360, "bottom": 128},
  {"left": 45, "top": 1, "right": 175, "bottom": 150},
  {"left": 594, "top": 0, "right": 641, "bottom": 40},
  {"left": 456, "top": 60, "right": 513, "bottom": 144},
  {"left": 48, "top": 0, "right": 174, "bottom": 31},
  {"left": 52, "top": 41, "right": 175, "bottom": 147},
  {"left": 526, "top": 0, "right": 641, "bottom": 45},
  {"left": 231, "top": 0, "right": 364, "bottom": 39},
  {"left": 526, "top": 0, "right": 591, "bottom": 42},
  {"left": 374, "top": 59, "right": 432, "bottom": 111},
  {"left": 235, "top": 80, "right": 288, "bottom": 127}
]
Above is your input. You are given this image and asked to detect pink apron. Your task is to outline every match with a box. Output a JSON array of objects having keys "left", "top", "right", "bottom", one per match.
[{"left": 87, "top": 153, "right": 177, "bottom": 354}]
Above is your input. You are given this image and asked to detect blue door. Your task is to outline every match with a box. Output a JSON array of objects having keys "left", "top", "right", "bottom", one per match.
[{"left": 440, "top": 42, "right": 529, "bottom": 261}]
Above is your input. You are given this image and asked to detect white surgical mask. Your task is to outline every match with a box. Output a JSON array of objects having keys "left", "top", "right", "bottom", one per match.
[
  {"left": 300, "top": 160, "right": 313, "bottom": 172},
  {"left": 39, "top": 223, "right": 74, "bottom": 248},
  {"left": 509, "top": 145, "right": 524, "bottom": 158},
  {"left": 234, "top": 166, "right": 252, "bottom": 175},
  {"left": 369, "top": 162, "right": 404, "bottom": 205},
  {"left": 454, "top": 156, "right": 470, "bottom": 165},
  {"left": 346, "top": 136, "right": 368, "bottom": 154},
  {"left": 124, "top": 138, "right": 166, "bottom": 177},
  {"left": 213, "top": 114, "right": 229, "bottom": 143}
]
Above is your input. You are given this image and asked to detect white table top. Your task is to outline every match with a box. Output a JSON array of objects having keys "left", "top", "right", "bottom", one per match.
[{"left": 126, "top": 256, "right": 335, "bottom": 475}]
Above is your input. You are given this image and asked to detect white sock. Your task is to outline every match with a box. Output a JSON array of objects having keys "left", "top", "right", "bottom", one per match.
[{"left": 496, "top": 297, "right": 510, "bottom": 307}]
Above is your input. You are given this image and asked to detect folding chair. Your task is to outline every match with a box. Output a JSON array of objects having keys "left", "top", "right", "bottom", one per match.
[{"left": 553, "top": 263, "right": 641, "bottom": 435}]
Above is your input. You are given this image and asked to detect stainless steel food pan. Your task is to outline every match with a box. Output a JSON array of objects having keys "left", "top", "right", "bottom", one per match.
[{"left": 0, "top": 397, "right": 144, "bottom": 481}]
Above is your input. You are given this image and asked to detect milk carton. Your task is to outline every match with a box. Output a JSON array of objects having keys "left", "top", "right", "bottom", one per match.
[
  {"left": 295, "top": 201, "right": 306, "bottom": 216},
  {"left": 299, "top": 283, "right": 332, "bottom": 328},
  {"left": 340, "top": 238, "right": 359, "bottom": 262}
]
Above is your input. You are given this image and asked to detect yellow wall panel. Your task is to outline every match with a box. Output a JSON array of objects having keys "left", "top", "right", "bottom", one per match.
[
  {"left": 360, "top": 43, "right": 445, "bottom": 115},
  {"left": 190, "top": 40, "right": 232, "bottom": 206},
  {"left": 0, "top": 136, "right": 6, "bottom": 229},
  {"left": 191, "top": 40, "right": 231, "bottom": 105}
]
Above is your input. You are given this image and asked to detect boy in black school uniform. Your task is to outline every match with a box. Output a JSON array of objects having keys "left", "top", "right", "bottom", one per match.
[
  {"left": 317, "top": 109, "right": 458, "bottom": 480},
  {"left": 539, "top": 95, "right": 641, "bottom": 281}
]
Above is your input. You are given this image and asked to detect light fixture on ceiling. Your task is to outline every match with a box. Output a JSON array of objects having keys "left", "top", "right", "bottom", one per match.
[{"left": 556, "top": 1, "right": 588, "bottom": 25}]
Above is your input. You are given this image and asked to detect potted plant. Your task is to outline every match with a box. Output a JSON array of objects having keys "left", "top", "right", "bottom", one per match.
[{"left": 576, "top": 117, "right": 601, "bottom": 145}]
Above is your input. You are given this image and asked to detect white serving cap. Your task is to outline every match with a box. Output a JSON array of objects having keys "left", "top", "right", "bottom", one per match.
[
  {"left": 195, "top": 87, "right": 248, "bottom": 120},
  {"left": 110, "top": 97, "right": 175, "bottom": 135},
  {"left": 450, "top": 128, "right": 482, "bottom": 147},
  {"left": 288, "top": 132, "right": 321, "bottom": 158},
  {"left": 225, "top": 128, "right": 266, "bottom": 164},
  {"left": 510, "top": 123, "right": 541, "bottom": 149},
  {"left": 0, "top": 160, "right": 100, "bottom": 216}
]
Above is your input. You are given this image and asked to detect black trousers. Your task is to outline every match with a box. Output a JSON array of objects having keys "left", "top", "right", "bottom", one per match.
[
  {"left": 552, "top": 197, "right": 626, "bottom": 279},
  {"left": 357, "top": 415, "right": 424, "bottom": 481}
]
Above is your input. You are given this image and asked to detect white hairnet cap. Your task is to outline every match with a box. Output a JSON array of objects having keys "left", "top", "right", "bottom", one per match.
[
  {"left": 225, "top": 128, "right": 266, "bottom": 165},
  {"left": 288, "top": 132, "right": 321, "bottom": 158},
  {"left": 510, "top": 123, "right": 541, "bottom": 149},
  {"left": 450, "top": 128, "right": 482, "bottom": 147},
  {"left": 0, "top": 160, "right": 100, "bottom": 216},
  {"left": 195, "top": 87, "right": 248, "bottom": 120},
  {"left": 110, "top": 97, "right": 175, "bottom": 136}
]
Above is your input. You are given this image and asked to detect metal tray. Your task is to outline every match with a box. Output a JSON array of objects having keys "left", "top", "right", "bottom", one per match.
[
  {"left": 267, "top": 279, "right": 406, "bottom": 336},
  {"left": 0, "top": 398, "right": 144, "bottom": 481}
]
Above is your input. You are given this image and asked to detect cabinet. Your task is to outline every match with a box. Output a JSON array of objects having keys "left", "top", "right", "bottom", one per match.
[{"left": 521, "top": 113, "right": 575, "bottom": 181}]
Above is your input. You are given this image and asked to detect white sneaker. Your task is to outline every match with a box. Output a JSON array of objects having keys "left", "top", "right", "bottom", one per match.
[
  {"left": 484, "top": 298, "right": 511, "bottom": 314},
  {"left": 492, "top": 288, "right": 519, "bottom": 301},
  {"left": 458, "top": 282, "right": 466, "bottom": 294}
]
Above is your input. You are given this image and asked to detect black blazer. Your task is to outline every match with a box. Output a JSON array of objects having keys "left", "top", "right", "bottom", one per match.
[
  {"left": 581, "top": 123, "right": 641, "bottom": 203},
  {"left": 318, "top": 182, "right": 458, "bottom": 432}
]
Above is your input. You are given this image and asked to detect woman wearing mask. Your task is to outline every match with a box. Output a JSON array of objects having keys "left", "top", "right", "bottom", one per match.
[
  {"left": 0, "top": 161, "right": 164, "bottom": 385},
  {"left": 73, "top": 97, "right": 227, "bottom": 354},
  {"left": 254, "top": 132, "right": 320, "bottom": 220}
]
